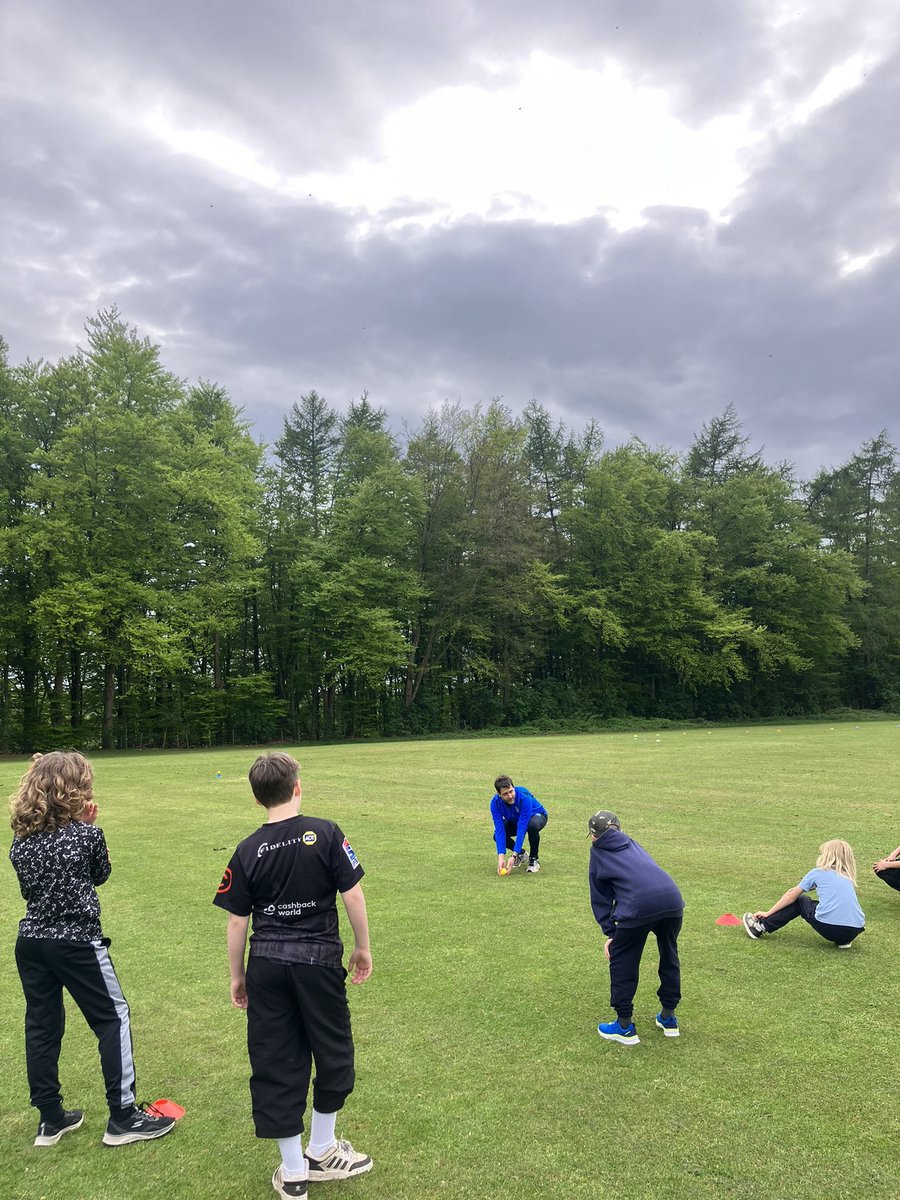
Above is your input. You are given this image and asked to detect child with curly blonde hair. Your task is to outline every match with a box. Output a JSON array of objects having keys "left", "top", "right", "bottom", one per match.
[
  {"left": 9, "top": 751, "right": 176, "bottom": 1147},
  {"left": 742, "top": 839, "right": 865, "bottom": 949}
]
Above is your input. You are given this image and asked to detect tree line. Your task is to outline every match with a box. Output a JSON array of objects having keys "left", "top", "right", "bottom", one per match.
[{"left": 1, "top": 310, "right": 898, "bottom": 752}]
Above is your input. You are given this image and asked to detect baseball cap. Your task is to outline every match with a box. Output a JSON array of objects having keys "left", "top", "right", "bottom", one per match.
[{"left": 588, "top": 810, "right": 621, "bottom": 837}]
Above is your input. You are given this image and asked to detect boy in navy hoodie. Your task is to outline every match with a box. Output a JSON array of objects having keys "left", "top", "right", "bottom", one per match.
[{"left": 588, "top": 811, "right": 684, "bottom": 1046}]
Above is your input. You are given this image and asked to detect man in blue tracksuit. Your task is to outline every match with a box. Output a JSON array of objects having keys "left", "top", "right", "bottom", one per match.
[
  {"left": 588, "top": 811, "right": 684, "bottom": 1045},
  {"left": 490, "top": 776, "right": 548, "bottom": 875}
]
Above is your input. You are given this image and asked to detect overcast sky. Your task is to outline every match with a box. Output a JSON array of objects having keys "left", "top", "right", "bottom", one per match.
[{"left": 2, "top": 1, "right": 898, "bottom": 476}]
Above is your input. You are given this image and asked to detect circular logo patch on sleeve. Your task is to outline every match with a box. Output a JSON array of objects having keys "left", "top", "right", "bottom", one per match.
[
  {"left": 217, "top": 867, "right": 233, "bottom": 894},
  {"left": 302, "top": 831, "right": 317, "bottom": 845}
]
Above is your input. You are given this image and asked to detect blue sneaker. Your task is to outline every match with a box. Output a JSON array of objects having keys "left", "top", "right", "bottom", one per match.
[
  {"left": 597, "top": 1019, "right": 640, "bottom": 1045},
  {"left": 655, "top": 1012, "right": 680, "bottom": 1037}
]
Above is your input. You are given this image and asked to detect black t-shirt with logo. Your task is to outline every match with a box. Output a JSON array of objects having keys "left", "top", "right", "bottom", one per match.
[{"left": 213, "top": 814, "right": 364, "bottom": 968}]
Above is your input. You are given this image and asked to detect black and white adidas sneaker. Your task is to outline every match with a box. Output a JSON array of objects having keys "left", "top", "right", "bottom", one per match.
[
  {"left": 272, "top": 1164, "right": 308, "bottom": 1199},
  {"left": 305, "top": 1137, "right": 373, "bottom": 1180}
]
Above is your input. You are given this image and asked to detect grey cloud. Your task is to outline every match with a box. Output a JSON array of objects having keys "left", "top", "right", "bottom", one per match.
[
  {"left": 8, "top": 0, "right": 890, "bottom": 171},
  {"left": 2, "top": 2, "right": 898, "bottom": 477}
]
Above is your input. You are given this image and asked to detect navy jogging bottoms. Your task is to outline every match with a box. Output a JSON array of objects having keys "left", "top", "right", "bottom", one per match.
[{"left": 608, "top": 913, "right": 683, "bottom": 1024}]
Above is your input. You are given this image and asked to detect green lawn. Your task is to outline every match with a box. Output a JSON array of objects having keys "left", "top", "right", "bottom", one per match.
[{"left": 1, "top": 721, "right": 898, "bottom": 1200}]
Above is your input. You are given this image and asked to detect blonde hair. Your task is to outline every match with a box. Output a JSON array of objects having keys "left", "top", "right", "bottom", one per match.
[
  {"left": 816, "top": 839, "right": 857, "bottom": 887},
  {"left": 9, "top": 751, "right": 94, "bottom": 838}
]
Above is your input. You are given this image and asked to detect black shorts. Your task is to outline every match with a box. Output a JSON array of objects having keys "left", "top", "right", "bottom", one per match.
[{"left": 245, "top": 956, "right": 355, "bottom": 1138}]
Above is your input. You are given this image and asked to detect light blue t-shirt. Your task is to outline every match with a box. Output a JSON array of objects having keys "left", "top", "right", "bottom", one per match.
[{"left": 798, "top": 868, "right": 865, "bottom": 928}]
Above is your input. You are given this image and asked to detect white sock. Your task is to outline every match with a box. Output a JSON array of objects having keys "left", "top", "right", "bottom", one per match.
[
  {"left": 307, "top": 1110, "right": 338, "bottom": 1157},
  {"left": 277, "top": 1134, "right": 307, "bottom": 1180}
]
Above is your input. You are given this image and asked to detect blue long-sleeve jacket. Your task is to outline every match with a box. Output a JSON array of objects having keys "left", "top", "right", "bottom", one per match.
[
  {"left": 490, "top": 787, "right": 547, "bottom": 855},
  {"left": 588, "top": 828, "right": 683, "bottom": 937}
]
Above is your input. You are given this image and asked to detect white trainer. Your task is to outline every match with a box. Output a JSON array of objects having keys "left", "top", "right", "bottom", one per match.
[{"left": 306, "top": 1138, "right": 373, "bottom": 1181}]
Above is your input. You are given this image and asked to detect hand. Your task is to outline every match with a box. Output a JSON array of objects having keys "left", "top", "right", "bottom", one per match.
[
  {"left": 81, "top": 801, "right": 99, "bottom": 824},
  {"left": 604, "top": 937, "right": 612, "bottom": 961},
  {"left": 348, "top": 948, "right": 372, "bottom": 984},
  {"left": 498, "top": 856, "right": 510, "bottom": 875},
  {"left": 753, "top": 910, "right": 768, "bottom": 920},
  {"left": 231, "top": 977, "right": 248, "bottom": 1009}
]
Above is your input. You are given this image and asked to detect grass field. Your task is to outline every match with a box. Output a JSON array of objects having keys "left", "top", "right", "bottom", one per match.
[{"left": 1, "top": 721, "right": 898, "bottom": 1200}]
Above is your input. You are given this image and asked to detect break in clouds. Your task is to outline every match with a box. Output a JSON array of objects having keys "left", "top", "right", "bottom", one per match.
[{"left": 2, "top": 0, "right": 899, "bottom": 475}]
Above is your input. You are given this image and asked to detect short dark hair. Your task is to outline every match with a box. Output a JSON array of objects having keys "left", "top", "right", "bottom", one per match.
[
  {"left": 249, "top": 753, "right": 300, "bottom": 807},
  {"left": 494, "top": 775, "right": 514, "bottom": 793}
]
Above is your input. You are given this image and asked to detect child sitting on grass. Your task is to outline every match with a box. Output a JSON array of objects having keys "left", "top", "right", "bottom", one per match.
[
  {"left": 743, "top": 839, "right": 865, "bottom": 948},
  {"left": 9, "top": 751, "right": 176, "bottom": 1147}
]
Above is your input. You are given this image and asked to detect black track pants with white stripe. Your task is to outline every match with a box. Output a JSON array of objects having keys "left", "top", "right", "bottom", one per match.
[{"left": 15, "top": 936, "right": 137, "bottom": 1116}]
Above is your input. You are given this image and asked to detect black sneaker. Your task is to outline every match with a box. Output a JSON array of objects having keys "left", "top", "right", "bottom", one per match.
[
  {"left": 102, "top": 1104, "right": 176, "bottom": 1146},
  {"left": 272, "top": 1165, "right": 308, "bottom": 1199},
  {"left": 34, "top": 1109, "right": 84, "bottom": 1147},
  {"left": 742, "top": 912, "right": 767, "bottom": 940}
]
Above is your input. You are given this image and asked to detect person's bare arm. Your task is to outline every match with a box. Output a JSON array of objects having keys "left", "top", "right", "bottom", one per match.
[
  {"left": 340, "top": 883, "right": 372, "bottom": 984},
  {"left": 754, "top": 884, "right": 803, "bottom": 919},
  {"left": 227, "top": 913, "right": 251, "bottom": 1009}
]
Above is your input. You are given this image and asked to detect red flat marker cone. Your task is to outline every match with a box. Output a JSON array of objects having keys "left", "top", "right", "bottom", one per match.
[
  {"left": 715, "top": 913, "right": 742, "bottom": 926},
  {"left": 148, "top": 1099, "right": 185, "bottom": 1119}
]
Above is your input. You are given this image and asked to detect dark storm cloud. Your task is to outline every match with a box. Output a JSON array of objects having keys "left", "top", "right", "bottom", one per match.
[{"left": 2, "top": 1, "right": 898, "bottom": 477}]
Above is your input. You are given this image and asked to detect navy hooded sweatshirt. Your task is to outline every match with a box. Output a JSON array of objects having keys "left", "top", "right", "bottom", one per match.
[{"left": 588, "top": 828, "right": 684, "bottom": 937}]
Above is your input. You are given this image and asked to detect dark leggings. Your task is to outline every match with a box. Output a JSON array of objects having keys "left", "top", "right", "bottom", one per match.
[
  {"left": 875, "top": 868, "right": 900, "bottom": 893},
  {"left": 760, "top": 894, "right": 864, "bottom": 944},
  {"left": 504, "top": 813, "right": 547, "bottom": 860}
]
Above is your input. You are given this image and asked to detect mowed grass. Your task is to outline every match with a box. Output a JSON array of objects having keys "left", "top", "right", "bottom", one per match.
[{"left": 1, "top": 721, "right": 898, "bottom": 1200}]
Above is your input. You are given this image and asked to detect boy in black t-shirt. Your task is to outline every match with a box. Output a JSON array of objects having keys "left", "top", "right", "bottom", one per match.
[{"left": 214, "top": 753, "right": 373, "bottom": 1200}]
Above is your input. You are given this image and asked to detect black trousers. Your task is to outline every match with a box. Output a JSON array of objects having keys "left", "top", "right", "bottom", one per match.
[
  {"left": 246, "top": 955, "right": 355, "bottom": 1139},
  {"left": 875, "top": 868, "right": 900, "bottom": 893},
  {"left": 15, "top": 936, "right": 136, "bottom": 1119},
  {"left": 609, "top": 913, "right": 682, "bottom": 1023},
  {"left": 504, "top": 812, "right": 547, "bottom": 860},
  {"left": 760, "top": 895, "right": 864, "bottom": 944}
]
